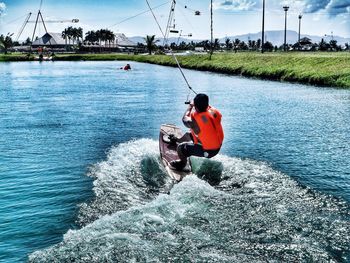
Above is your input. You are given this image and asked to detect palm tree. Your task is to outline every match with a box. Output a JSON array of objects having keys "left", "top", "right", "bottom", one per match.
[
  {"left": 85, "top": 31, "right": 98, "bottom": 44},
  {"left": 0, "top": 34, "right": 13, "bottom": 54},
  {"left": 248, "top": 40, "right": 253, "bottom": 49},
  {"left": 214, "top": 38, "right": 220, "bottom": 51},
  {"left": 238, "top": 41, "right": 248, "bottom": 50},
  {"left": 225, "top": 38, "right": 231, "bottom": 50},
  {"left": 24, "top": 37, "right": 32, "bottom": 46},
  {"left": 62, "top": 28, "right": 68, "bottom": 50},
  {"left": 202, "top": 40, "right": 210, "bottom": 51},
  {"left": 66, "top": 26, "right": 73, "bottom": 46},
  {"left": 97, "top": 29, "right": 107, "bottom": 50},
  {"left": 329, "top": 39, "right": 338, "bottom": 51},
  {"left": 76, "top": 27, "right": 83, "bottom": 44},
  {"left": 319, "top": 38, "right": 330, "bottom": 51},
  {"left": 256, "top": 39, "right": 261, "bottom": 49},
  {"left": 179, "top": 41, "right": 187, "bottom": 50},
  {"left": 170, "top": 42, "right": 177, "bottom": 50},
  {"left": 71, "top": 27, "right": 78, "bottom": 46},
  {"left": 144, "top": 35, "right": 158, "bottom": 55},
  {"left": 252, "top": 40, "right": 256, "bottom": 50},
  {"left": 263, "top": 41, "right": 273, "bottom": 52},
  {"left": 189, "top": 41, "right": 195, "bottom": 50},
  {"left": 95, "top": 30, "right": 101, "bottom": 51},
  {"left": 105, "top": 29, "right": 115, "bottom": 49}
]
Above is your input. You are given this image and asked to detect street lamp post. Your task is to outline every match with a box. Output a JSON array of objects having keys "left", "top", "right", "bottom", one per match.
[
  {"left": 283, "top": 6, "right": 289, "bottom": 51},
  {"left": 298, "top": 14, "right": 302, "bottom": 43},
  {"left": 261, "top": 0, "right": 265, "bottom": 53}
]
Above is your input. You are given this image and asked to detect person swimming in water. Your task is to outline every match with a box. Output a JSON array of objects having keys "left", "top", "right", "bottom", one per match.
[{"left": 123, "top": 64, "right": 131, "bottom": 70}]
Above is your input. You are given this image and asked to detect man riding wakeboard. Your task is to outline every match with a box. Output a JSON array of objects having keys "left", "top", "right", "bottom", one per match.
[{"left": 170, "top": 93, "right": 224, "bottom": 170}]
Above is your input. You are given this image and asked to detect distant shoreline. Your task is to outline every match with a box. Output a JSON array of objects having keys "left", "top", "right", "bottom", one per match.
[{"left": 1, "top": 52, "right": 349, "bottom": 88}]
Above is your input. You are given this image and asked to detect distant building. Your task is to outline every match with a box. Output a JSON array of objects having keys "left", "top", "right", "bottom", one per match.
[
  {"left": 194, "top": 47, "right": 205, "bottom": 52},
  {"left": 27, "top": 32, "right": 137, "bottom": 53},
  {"left": 31, "top": 32, "right": 69, "bottom": 49}
]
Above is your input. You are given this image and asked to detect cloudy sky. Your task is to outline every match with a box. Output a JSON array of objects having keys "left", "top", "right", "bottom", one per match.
[{"left": 0, "top": 0, "right": 349, "bottom": 41}]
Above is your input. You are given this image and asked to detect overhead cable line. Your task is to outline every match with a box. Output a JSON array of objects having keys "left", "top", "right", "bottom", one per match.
[
  {"left": 145, "top": 0, "right": 197, "bottom": 97},
  {"left": 16, "top": 12, "right": 32, "bottom": 41},
  {"left": 4, "top": 14, "right": 30, "bottom": 25},
  {"left": 177, "top": 0, "right": 203, "bottom": 16},
  {"left": 109, "top": 1, "right": 171, "bottom": 29},
  {"left": 177, "top": 4, "right": 199, "bottom": 37}
]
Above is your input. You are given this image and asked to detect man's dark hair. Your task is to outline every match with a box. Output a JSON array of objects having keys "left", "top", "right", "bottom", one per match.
[{"left": 194, "top": 93, "right": 209, "bottom": 112}]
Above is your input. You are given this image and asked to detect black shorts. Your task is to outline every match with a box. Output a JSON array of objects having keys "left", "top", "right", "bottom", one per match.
[{"left": 179, "top": 142, "right": 220, "bottom": 159}]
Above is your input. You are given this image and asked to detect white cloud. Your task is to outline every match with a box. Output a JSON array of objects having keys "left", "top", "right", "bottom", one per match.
[
  {"left": 212, "top": 0, "right": 350, "bottom": 17},
  {"left": 325, "top": 0, "right": 350, "bottom": 17},
  {"left": 213, "top": 0, "right": 257, "bottom": 11},
  {"left": 302, "top": 0, "right": 331, "bottom": 13},
  {"left": 0, "top": 2, "right": 6, "bottom": 15}
]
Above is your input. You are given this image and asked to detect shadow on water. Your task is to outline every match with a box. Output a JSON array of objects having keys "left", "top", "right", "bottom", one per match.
[
  {"left": 191, "top": 158, "right": 244, "bottom": 190},
  {"left": 140, "top": 156, "right": 168, "bottom": 190},
  {"left": 191, "top": 157, "right": 224, "bottom": 186}
]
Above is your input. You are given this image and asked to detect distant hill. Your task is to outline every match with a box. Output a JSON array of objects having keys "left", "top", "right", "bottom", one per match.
[
  {"left": 130, "top": 30, "right": 350, "bottom": 46},
  {"left": 221, "top": 30, "right": 350, "bottom": 46}
]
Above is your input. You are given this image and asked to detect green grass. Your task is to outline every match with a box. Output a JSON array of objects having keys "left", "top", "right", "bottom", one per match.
[
  {"left": 1, "top": 52, "right": 350, "bottom": 88},
  {"left": 0, "top": 53, "right": 34, "bottom": 61}
]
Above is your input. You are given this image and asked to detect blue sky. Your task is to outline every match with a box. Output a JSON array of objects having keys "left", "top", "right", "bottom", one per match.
[{"left": 0, "top": 0, "right": 349, "bottom": 41}]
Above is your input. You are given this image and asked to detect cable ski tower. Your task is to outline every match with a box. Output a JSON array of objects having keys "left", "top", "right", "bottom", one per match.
[
  {"left": 31, "top": 1, "right": 50, "bottom": 45},
  {"left": 163, "top": 0, "right": 177, "bottom": 47},
  {"left": 15, "top": 13, "right": 32, "bottom": 42},
  {"left": 15, "top": 0, "right": 79, "bottom": 48}
]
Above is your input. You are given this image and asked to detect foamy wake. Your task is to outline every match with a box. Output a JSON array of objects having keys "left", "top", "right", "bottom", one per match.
[
  {"left": 29, "top": 139, "right": 350, "bottom": 262},
  {"left": 77, "top": 139, "right": 172, "bottom": 225}
]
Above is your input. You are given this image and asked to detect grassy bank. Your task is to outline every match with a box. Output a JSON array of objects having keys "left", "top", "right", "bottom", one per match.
[
  {"left": 1, "top": 52, "right": 350, "bottom": 88},
  {"left": 0, "top": 53, "right": 33, "bottom": 61}
]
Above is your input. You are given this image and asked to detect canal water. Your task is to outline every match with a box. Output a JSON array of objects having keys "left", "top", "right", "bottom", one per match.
[{"left": 0, "top": 61, "right": 349, "bottom": 262}]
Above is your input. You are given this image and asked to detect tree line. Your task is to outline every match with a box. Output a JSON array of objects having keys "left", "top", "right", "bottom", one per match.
[
  {"left": 1, "top": 29, "right": 349, "bottom": 54},
  {"left": 84, "top": 29, "right": 115, "bottom": 48},
  {"left": 144, "top": 35, "right": 347, "bottom": 53},
  {"left": 61, "top": 27, "right": 83, "bottom": 46}
]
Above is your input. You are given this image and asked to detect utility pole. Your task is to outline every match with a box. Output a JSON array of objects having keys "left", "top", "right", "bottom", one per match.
[
  {"left": 298, "top": 14, "right": 302, "bottom": 43},
  {"left": 210, "top": 0, "right": 213, "bottom": 60},
  {"left": 283, "top": 6, "right": 289, "bottom": 51},
  {"left": 261, "top": 0, "right": 265, "bottom": 53}
]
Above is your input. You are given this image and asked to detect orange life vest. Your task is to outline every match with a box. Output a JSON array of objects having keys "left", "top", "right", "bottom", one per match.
[{"left": 191, "top": 106, "right": 224, "bottom": 150}]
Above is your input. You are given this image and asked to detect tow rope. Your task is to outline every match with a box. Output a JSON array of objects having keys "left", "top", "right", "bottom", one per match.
[{"left": 145, "top": 0, "right": 197, "bottom": 102}]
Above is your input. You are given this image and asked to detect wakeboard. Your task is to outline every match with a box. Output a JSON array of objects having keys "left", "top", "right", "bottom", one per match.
[{"left": 159, "top": 124, "right": 192, "bottom": 181}]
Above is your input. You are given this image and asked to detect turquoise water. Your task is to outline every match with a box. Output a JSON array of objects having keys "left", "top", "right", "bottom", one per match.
[{"left": 0, "top": 61, "right": 349, "bottom": 262}]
